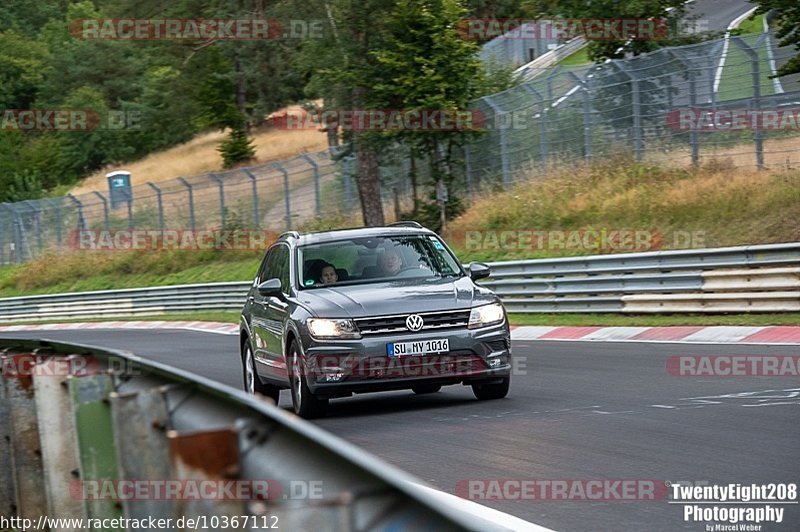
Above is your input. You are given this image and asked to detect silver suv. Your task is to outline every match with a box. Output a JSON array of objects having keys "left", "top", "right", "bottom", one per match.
[{"left": 239, "top": 222, "right": 511, "bottom": 418}]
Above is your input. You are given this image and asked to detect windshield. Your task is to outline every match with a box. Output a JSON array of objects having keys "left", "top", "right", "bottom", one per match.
[{"left": 298, "top": 235, "right": 463, "bottom": 288}]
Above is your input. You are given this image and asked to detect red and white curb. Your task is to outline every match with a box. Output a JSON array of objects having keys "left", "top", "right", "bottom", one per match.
[
  {"left": 510, "top": 325, "right": 800, "bottom": 345},
  {"left": 0, "top": 322, "right": 798, "bottom": 345}
]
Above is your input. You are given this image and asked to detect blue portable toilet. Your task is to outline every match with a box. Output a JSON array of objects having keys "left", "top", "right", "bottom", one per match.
[{"left": 107, "top": 170, "right": 132, "bottom": 209}]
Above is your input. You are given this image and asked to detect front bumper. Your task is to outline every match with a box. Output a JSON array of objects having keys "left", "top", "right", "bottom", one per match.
[{"left": 300, "top": 323, "right": 512, "bottom": 396}]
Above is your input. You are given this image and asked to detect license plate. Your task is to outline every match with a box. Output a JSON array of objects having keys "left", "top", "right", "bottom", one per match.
[{"left": 387, "top": 339, "right": 449, "bottom": 357}]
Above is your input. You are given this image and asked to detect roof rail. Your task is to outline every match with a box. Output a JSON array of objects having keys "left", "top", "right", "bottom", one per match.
[
  {"left": 388, "top": 221, "right": 424, "bottom": 229},
  {"left": 279, "top": 230, "right": 301, "bottom": 239}
]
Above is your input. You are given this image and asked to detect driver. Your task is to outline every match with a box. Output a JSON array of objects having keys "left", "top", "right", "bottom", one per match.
[{"left": 377, "top": 248, "right": 403, "bottom": 276}]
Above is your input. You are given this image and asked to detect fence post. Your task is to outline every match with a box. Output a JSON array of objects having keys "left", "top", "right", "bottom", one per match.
[
  {"left": 22, "top": 201, "right": 43, "bottom": 253},
  {"left": 463, "top": 145, "right": 473, "bottom": 198},
  {"left": 482, "top": 96, "right": 510, "bottom": 187},
  {"left": 613, "top": 61, "right": 643, "bottom": 161},
  {"left": 177, "top": 178, "right": 195, "bottom": 231},
  {"left": 66, "top": 194, "right": 86, "bottom": 231},
  {"left": 242, "top": 169, "right": 260, "bottom": 228},
  {"left": 145, "top": 182, "right": 165, "bottom": 231},
  {"left": 522, "top": 83, "right": 550, "bottom": 165},
  {"left": 731, "top": 36, "right": 764, "bottom": 169},
  {"left": 0, "top": 205, "right": 22, "bottom": 263},
  {"left": 92, "top": 191, "right": 110, "bottom": 232},
  {"left": 343, "top": 156, "right": 355, "bottom": 213},
  {"left": 271, "top": 162, "right": 292, "bottom": 230},
  {"left": 301, "top": 154, "right": 322, "bottom": 218},
  {"left": 45, "top": 198, "right": 63, "bottom": 248},
  {"left": 209, "top": 173, "right": 226, "bottom": 229}
]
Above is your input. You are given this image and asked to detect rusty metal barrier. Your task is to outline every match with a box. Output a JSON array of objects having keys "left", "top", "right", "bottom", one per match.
[{"left": 1, "top": 338, "right": 542, "bottom": 531}]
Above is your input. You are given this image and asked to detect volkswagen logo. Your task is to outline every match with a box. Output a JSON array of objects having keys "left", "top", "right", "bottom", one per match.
[{"left": 405, "top": 314, "right": 424, "bottom": 331}]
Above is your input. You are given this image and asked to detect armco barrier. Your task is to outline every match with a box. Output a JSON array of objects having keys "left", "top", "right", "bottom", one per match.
[
  {"left": 0, "top": 338, "right": 544, "bottom": 531},
  {"left": 0, "top": 243, "right": 798, "bottom": 320}
]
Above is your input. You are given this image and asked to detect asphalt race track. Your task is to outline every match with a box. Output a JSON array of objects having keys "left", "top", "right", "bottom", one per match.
[{"left": 2, "top": 328, "right": 798, "bottom": 531}]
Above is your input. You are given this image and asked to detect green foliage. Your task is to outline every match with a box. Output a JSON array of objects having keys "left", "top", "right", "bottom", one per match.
[
  {"left": 218, "top": 128, "right": 256, "bottom": 169},
  {"left": 755, "top": 0, "right": 800, "bottom": 76}
]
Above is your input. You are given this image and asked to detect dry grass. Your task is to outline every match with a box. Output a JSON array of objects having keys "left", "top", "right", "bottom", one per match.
[
  {"left": 447, "top": 154, "right": 800, "bottom": 262},
  {"left": 70, "top": 104, "right": 328, "bottom": 195}
]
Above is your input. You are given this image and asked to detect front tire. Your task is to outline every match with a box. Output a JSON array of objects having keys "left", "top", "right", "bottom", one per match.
[
  {"left": 288, "top": 340, "right": 329, "bottom": 418},
  {"left": 472, "top": 376, "right": 510, "bottom": 400},
  {"left": 242, "top": 340, "right": 280, "bottom": 404}
]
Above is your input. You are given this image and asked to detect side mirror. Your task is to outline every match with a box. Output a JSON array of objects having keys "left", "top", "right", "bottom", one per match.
[
  {"left": 469, "top": 262, "right": 491, "bottom": 281},
  {"left": 257, "top": 278, "right": 284, "bottom": 299}
]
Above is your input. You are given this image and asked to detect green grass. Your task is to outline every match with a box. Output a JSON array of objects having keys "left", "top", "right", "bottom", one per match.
[
  {"left": 718, "top": 18, "right": 775, "bottom": 101},
  {"left": 559, "top": 46, "right": 590, "bottom": 67},
  {"left": 737, "top": 13, "right": 764, "bottom": 35}
]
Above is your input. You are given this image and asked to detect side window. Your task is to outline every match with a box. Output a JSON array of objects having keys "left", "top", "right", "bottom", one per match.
[
  {"left": 272, "top": 245, "right": 290, "bottom": 293},
  {"left": 256, "top": 248, "right": 276, "bottom": 284}
]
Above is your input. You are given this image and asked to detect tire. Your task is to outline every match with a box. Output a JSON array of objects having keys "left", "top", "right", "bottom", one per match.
[
  {"left": 288, "top": 340, "right": 329, "bottom": 418},
  {"left": 242, "top": 339, "right": 280, "bottom": 404},
  {"left": 411, "top": 384, "right": 442, "bottom": 395},
  {"left": 472, "top": 376, "right": 510, "bottom": 401}
]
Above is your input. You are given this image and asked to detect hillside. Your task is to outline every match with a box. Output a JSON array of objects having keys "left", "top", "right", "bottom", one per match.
[{"left": 1, "top": 155, "right": 798, "bottom": 297}]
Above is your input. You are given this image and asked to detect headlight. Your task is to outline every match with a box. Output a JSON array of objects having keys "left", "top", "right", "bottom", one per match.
[
  {"left": 468, "top": 303, "right": 505, "bottom": 329},
  {"left": 307, "top": 318, "right": 361, "bottom": 339}
]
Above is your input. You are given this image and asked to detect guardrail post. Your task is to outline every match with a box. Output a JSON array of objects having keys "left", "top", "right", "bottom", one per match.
[
  {"left": 69, "top": 371, "right": 124, "bottom": 524},
  {"left": 209, "top": 173, "right": 226, "bottom": 229},
  {"left": 612, "top": 61, "right": 643, "bottom": 161},
  {"left": 146, "top": 182, "right": 165, "bottom": 230},
  {"left": 33, "top": 356, "right": 86, "bottom": 521},
  {"left": 482, "top": 95, "right": 511, "bottom": 187},
  {"left": 177, "top": 177, "right": 196, "bottom": 231},
  {"left": 731, "top": 36, "right": 764, "bottom": 169},
  {"left": 271, "top": 162, "right": 292, "bottom": 230},
  {"left": 301, "top": 154, "right": 322, "bottom": 217},
  {"left": 92, "top": 191, "right": 110, "bottom": 232},
  {"left": 521, "top": 84, "right": 549, "bottom": 165},
  {"left": 1, "top": 353, "right": 48, "bottom": 519},
  {"left": 242, "top": 169, "right": 260, "bottom": 228}
]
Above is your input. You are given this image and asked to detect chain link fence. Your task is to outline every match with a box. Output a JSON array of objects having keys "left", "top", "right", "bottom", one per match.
[
  {"left": 2, "top": 32, "right": 799, "bottom": 265},
  {"left": 0, "top": 151, "right": 360, "bottom": 264}
]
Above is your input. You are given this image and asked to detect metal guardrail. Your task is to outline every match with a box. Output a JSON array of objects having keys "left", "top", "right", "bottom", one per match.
[
  {"left": 0, "top": 338, "right": 543, "bottom": 531},
  {"left": 0, "top": 243, "right": 798, "bottom": 320}
]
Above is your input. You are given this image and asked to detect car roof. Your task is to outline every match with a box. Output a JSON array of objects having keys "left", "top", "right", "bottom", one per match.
[{"left": 283, "top": 226, "right": 436, "bottom": 246}]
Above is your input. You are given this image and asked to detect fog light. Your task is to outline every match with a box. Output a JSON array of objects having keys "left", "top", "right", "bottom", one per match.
[
  {"left": 324, "top": 372, "right": 345, "bottom": 382},
  {"left": 488, "top": 358, "right": 503, "bottom": 368}
]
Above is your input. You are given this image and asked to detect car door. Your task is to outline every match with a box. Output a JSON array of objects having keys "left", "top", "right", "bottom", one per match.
[
  {"left": 260, "top": 243, "right": 291, "bottom": 379},
  {"left": 250, "top": 246, "right": 278, "bottom": 379}
]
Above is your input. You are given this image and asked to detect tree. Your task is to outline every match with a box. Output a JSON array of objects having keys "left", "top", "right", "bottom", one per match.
[
  {"left": 755, "top": 0, "right": 800, "bottom": 76},
  {"left": 372, "top": 0, "right": 487, "bottom": 219}
]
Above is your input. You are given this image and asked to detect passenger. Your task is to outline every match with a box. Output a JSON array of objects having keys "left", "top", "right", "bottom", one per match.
[{"left": 319, "top": 263, "right": 339, "bottom": 284}]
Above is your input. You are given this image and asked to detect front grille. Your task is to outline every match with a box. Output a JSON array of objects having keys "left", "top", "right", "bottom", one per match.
[{"left": 355, "top": 309, "right": 471, "bottom": 335}]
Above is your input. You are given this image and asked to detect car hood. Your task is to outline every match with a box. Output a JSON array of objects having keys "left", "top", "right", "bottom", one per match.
[{"left": 295, "top": 276, "right": 497, "bottom": 318}]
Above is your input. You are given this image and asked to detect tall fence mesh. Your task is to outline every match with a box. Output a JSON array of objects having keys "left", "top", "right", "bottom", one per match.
[{"left": 2, "top": 32, "right": 799, "bottom": 264}]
